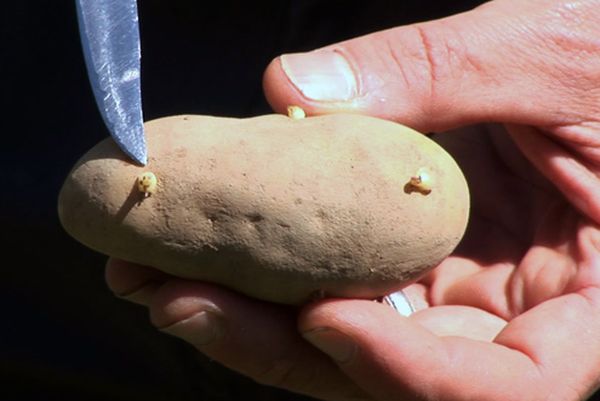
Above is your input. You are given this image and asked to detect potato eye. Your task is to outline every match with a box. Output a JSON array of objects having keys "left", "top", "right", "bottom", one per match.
[
  {"left": 405, "top": 168, "right": 432, "bottom": 195},
  {"left": 137, "top": 172, "right": 157, "bottom": 197}
]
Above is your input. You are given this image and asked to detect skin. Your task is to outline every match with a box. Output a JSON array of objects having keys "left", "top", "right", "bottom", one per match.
[
  {"left": 105, "top": 0, "right": 600, "bottom": 400},
  {"left": 59, "top": 114, "right": 469, "bottom": 304}
]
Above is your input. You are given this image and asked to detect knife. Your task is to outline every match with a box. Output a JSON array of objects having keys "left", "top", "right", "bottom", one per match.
[{"left": 76, "top": 0, "right": 147, "bottom": 165}]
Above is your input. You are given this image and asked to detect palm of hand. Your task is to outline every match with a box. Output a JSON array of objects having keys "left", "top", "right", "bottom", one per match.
[
  {"left": 401, "top": 123, "right": 600, "bottom": 400},
  {"left": 430, "top": 123, "right": 599, "bottom": 313}
]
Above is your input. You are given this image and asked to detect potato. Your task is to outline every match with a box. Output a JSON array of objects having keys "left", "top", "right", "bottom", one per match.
[{"left": 58, "top": 113, "right": 469, "bottom": 304}]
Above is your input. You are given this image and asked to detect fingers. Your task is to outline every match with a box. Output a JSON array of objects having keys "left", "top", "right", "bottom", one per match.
[
  {"left": 152, "top": 281, "right": 369, "bottom": 401},
  {"left": 508, "top": 124, "right": 600, "bottom": 225},
  {"left": 106, "top": 259, "right": 600, "bottom": 400},
  {"left": 105, "top": 259, "right": 367, "bottom": 401},
  {"left": 105, "top": 258, "right": 169, "bottom": 305},
  {"left": 494, "top": 290, "right": 600, "bottom": 401},
  {"left": 263, "top": 0, "right": 598, "bottom": 132},
  {"left": 299, "top": 299, "right": 543, "bottom": 401}
]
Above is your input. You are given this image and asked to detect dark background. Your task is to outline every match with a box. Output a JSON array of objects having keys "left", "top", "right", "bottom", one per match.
[{"left": 6, "top": 1, "right": 577, "bottom": 400}]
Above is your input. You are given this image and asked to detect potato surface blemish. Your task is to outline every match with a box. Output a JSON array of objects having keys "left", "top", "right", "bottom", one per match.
[{"left": 58, "top": 113, "right": 470, "bottom": 305}]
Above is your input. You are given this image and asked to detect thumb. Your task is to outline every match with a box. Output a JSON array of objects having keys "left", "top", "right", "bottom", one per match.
[
  {"left": 299, "top": 300, "right": 541, "bottom": 401},
  {"left": 263, "top": 0, "right": 566, "bottom": 132}
]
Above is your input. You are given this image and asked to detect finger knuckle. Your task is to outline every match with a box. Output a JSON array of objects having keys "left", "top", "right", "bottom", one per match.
[
  {"left": 386, "top": 23, "right": 474, "bottom": 110},
  {"left": 413, "top": 24, "right": 442, "bottom": 93}
]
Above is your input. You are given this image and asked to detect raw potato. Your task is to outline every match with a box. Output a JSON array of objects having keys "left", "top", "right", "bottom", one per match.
[{"left": 58, "top": 113, "right": 469, "bottom": 305}]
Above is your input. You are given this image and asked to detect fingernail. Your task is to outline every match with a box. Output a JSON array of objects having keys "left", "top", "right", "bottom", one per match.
[
  {"left": 160, "top": 311, "right": 226, "bottom": 347},
  {"left": 280, "top": 51, "right": 358, "bottom": 102},
  {"left": 302, "top": 327, "right": 356, "bottom": 363}
]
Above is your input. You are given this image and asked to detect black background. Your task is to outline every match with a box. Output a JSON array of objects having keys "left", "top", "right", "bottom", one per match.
[{"left": 7, "top": 1, "right": 590, "bottom": 400}]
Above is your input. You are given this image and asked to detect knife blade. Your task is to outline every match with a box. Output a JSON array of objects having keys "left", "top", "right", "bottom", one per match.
[{"left": 76, "top": 0, "right": 147, "bottom": 165}]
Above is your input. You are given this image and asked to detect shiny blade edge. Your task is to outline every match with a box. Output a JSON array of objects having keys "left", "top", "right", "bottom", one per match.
[{"left": 76, "top": 0, "right": 147, "bottom": 165}]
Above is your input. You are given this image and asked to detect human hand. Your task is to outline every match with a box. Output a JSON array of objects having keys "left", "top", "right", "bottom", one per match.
[{"left": 106, "top": 0, "right": 600, "bottom": 400}]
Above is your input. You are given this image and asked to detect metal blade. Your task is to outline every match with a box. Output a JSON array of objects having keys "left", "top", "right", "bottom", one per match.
[{"left": 76, "top": 0, "right": 147, "bottom": 165}]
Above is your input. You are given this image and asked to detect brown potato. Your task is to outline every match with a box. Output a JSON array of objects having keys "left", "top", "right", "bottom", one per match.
[{"left": 58, "top": 113, "right": 469, "bottom": 304}]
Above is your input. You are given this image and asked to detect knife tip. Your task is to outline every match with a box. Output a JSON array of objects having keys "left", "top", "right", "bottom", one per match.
[
  {"left": 118, "top": 141, "right": 147, "bottom": 166},
  {"left": 112, "top": 128, "right": 147, "bottom": 166},
  {"left": 130, "top": 152, "right": 148, "bottom": 166}
]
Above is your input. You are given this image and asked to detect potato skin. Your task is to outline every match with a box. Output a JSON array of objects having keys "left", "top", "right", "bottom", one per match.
[{"left": 58, "top": 114, "right": 469, "bottom": 304}]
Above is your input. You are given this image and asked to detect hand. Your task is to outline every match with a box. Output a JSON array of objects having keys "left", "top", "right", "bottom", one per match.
[{"left": 106, "top": 0, "right": 600, "bottom": 400}]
